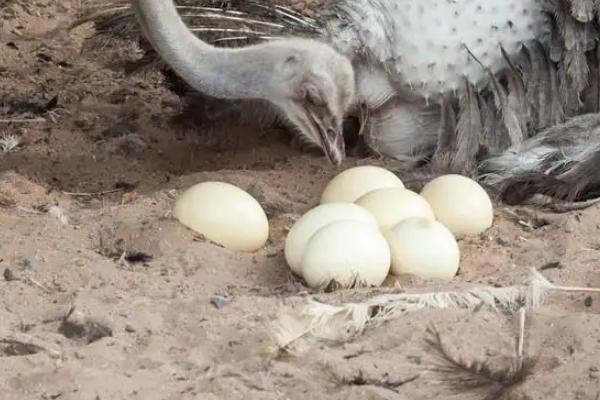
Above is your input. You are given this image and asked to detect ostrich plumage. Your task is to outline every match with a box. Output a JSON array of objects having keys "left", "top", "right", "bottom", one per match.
[{"left": 77, "top": 0, "right": 600, "bottom": 206}]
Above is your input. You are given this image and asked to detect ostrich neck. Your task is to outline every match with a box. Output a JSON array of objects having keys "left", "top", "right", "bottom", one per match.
[{"left": 131, "top": 0, "right": 277, "bottom": 100}]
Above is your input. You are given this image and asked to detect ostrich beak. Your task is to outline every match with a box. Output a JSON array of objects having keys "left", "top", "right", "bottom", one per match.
[
  {"left": 307, "top": 111, "right": 345, "bottom": 166},
  {"left": 319, "top": 127, "right": 345, "bottom": 166},
  {"left": 285, "top": 104, "right": 346, "bottom": 165}
]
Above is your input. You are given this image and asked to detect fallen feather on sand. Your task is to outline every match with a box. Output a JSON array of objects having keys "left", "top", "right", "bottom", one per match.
[{"left": 272, "top": 268, "right": 600, "bottom": 352}]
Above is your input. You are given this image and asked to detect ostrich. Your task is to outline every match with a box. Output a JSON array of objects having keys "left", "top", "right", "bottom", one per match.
[{"left": 77, "top": 0, "right": 600, "bottom": 207}]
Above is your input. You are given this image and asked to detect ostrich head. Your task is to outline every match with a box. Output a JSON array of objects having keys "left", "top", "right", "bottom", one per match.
[
  {"left": 130, "top": 0, "right": 355, "bottom": 165},
  {"left": 265, "top": 39, "right": 356, "bottom": 165}
]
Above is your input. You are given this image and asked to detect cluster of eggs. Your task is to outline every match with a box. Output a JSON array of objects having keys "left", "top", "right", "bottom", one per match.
[
  {"left": 172, "top": 165, "right": 494, "bottom": 289},
  {"left": 286, "top": 166, "right": 494, "bottom": 288}
]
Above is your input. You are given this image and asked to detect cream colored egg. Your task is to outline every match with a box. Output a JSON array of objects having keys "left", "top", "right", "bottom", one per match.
[
  {"left": 386, "top": 217, "right": 460, "bottom": 280},
  {"left": 284, "top": 202, "right": 378, "bottom": 275},
  {"left": 320, "top": 165, "right": 404, "bottom": 204},
  {"left": 355, "top": 187, "right": 435, "bottom": 233},
  {"left": 174, "top": 181, "right": 269, "bottom": 252},
  {"left": 301, "top": 220, "right": 391, "bottom": 288},
  {"left": 420, "top": 174, "right": 493, "bottom": 238}
]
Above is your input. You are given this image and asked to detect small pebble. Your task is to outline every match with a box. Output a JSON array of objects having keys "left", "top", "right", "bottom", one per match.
[
  {"left": 210, "top": 295, "right": 228, "bottom": 309},
  {"left": 496, "top": 237, "right": 509, "bottom": 246},
  {"left": 3, "top": 268, "right": 18, "bottom": 281},
  {"left": 48, "top": 206, "right": 69, "bottom": 225},
  {"left": 23, "top": 257, "right": 35, "bottom": 272},
  {"left": 125, "top": 324, "right": 136, "bottom": 333}
]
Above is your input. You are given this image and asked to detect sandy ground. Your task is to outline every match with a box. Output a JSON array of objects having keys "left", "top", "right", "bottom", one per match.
[{"left": 1, "top": 1, "right": 600, "bottom": 399}]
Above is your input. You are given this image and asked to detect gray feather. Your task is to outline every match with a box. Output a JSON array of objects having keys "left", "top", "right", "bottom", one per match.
[
  {"left": 502, "top": 47, "right": 532, "bottom": 138},
  {"left": 480, "top": 92, "right": 512, "bottom": 155},
  {"left": 480, "top": 113, "right": 600, "bottom": 202},
  {"left": 431, "top": 95, "right": 458, "bottom": 172},
  {"left": 463, "top": 45, "right": 525, "bottom": 149},
  {"left": 548, "top": 49, "right": 566, "bottom": 125},
  {"left": 491, "top": 72, "right": 525, "bottom": 147},
  {"left": 524, "top": 41, "right": 555, "bottom": 130},
  {"left": 554, "top": 0, "right": 596, "bottom": 106},
  {"left": 582, "top": 46, "right": 600, "bottom": 113},
  {"left": 451, "top": 80, "right": 482, "bottom": 175},
  {"left": 565, "top": 48, "right": 589, "bottom": 100},
  {"left": 561, "top": 7, "right": 597, "bottom": 54},
  {"left": 480, "top": 93, "right": 499, "bottom": 153},
  {"left": 549, "top": 20, "right": 565, "bottom": 63},
  {"left": 570, "top": 0, "right": 596, "bottom": 22},
  {"left": 558, "top": 59, "right": 584, "bottom": 114},
  {"left": 75, "top": 0, "right": 324, "bottom": 49},
  {"left": 524, "top": 41, "right": 564, "bottom": 131}
]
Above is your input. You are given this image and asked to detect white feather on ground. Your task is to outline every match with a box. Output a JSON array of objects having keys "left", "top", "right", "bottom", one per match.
[
  {"left": 272, "top": 268, "right": 600, "bottom": 352},
  {"left": 0, "top": 134, "right": 20, "bottom": 153}
]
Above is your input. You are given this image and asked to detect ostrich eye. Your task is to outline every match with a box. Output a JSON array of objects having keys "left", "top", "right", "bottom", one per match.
[{"left": 303, "top": 83, "right": 325, "bottom": 107}]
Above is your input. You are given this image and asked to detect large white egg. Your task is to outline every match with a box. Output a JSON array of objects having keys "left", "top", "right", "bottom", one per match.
[
  {"left": 174, "top": 181, "right": 269, "bottom": 252},
  {"left": 355, "top": 187, "right": 435, "bottom": 233},
  {"left": 301, "top": 220, "right": 391, "bottom": 288},
  {"left": 284, "top": 202, "right": 378, "bottom": 275},
  {"left": 420, "top": 174, "right": 493, "bottom": 238},
  {"left": 385, "top": 217, "right": 460, "bottom": 280},
  {"left": 320, "top": 165, "right": 404, "bottom": 204}
]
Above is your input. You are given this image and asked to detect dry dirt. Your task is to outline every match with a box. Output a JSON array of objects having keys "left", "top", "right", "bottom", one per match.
[{"left": 1, "top": 1, "right": 600, "bottom": 399}]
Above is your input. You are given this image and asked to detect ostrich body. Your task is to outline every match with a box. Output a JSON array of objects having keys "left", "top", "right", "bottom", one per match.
[
  {"left": 319, "top": 0, "right": 550, "bottom": 160},
  {"left": 83, "top": 0, "right": 600, "bottom": 204},
  {"left": 323, "top": 0, "right": 548, "bottom": 102}
]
